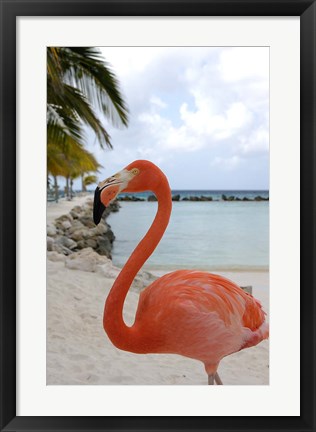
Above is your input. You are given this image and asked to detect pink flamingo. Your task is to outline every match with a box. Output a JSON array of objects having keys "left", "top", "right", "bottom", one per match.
[{"left": 93, "top": 160, "right": 269, "bottom": 384}]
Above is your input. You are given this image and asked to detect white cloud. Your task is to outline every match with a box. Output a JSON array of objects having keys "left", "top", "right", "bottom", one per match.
[
  {"left": 239, "top": 126, "right": 269, "bottom": 155},
  {"left": 150, "top": 95, "right": 167, "bottom": 110},
  {"left": 218, "top": 47, "right": 269, "bottom": 82},
  {"left": 101, "top": 47, "right": 167, "bottom": 76},
  {"left": 211, "top": 155, "right": 242, "bottom": 171},
  {"left": 137, "top": 96, "right": 255, "bottom": 155},
  {"left": 180, "top": 100, "right": 253, "bottom": 142},
  {"left": 138, "top": 112, "right": 199, "bottom": 152},
  {"left": 82, "top": 47, "right": 269, "bottom": 189}
]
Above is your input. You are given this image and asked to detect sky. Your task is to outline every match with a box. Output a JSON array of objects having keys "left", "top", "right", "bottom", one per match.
[{"left": 78, "top": 46, "right": 269, "bottom": 190}]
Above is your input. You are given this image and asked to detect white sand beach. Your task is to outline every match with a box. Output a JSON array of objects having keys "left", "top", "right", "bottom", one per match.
[
  {"left": 47, "top": 195, "right": 93, "bottom": 224},
  {"left": 47, "top": 196, "right": 269, "bottom": 386}
]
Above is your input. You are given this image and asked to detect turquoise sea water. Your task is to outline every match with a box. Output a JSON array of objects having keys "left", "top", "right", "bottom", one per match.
[{"left": 107, "top": 192, "right": 269, "bottom": 272}]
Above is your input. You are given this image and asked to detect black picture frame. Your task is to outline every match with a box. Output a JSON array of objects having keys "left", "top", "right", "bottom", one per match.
[{"left": 1, "top": 0, "right": 315, "bottom": 431}]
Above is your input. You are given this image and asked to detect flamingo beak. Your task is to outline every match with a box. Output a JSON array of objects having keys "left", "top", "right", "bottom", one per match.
[
  {"left": 93, "top": 169, "right": 135, "bottom": 225},
  {"left": 93, "top": 186, "right": 106, "bottom": 225},
  {"left": 93, "top": 173, "right": 126, "bottom": 225}
]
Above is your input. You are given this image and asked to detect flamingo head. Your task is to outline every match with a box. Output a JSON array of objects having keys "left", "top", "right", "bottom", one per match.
[{"left": 93, "top": 160, "right": 161, "bottom": 225}]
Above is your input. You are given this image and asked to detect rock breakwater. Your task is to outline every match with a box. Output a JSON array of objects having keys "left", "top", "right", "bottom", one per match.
[
  {"left": 47, "top": 198, "right": 119, "bottom": 258},
  {"left": 117, "top": 194, "right": 269, "bottom": 202}
]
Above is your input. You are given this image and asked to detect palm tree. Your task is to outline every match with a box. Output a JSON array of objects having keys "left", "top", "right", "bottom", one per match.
[
  {"left": 47, "top": 141, "right": 70, "bottom": 202},
  {"left": 67, "top": 147, "right": 101, "bottom": 199},
  {"left": 47, "top": 47, "right": 128, "bottom": 149},
  {"left": 47, "top": 47, "right": 128, "bottom": 200},
  {"left": 48, "top": 139, "right": 101, "bottom": 200},
  {"left": 82, "top": 174, "right": 98, "bottom": 192}
]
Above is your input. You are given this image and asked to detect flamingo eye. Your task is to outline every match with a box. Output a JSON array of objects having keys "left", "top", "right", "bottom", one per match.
[{"left": 131, "top": 168, "right": 140, "bottom": 176}]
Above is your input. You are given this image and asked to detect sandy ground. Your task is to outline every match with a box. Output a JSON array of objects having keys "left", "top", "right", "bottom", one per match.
[
  {"left": 47, "top": 196, "right": 269, "bottom": 385},
  {"left": 47, "top": 194, "right": 92, "bottom": 224}
]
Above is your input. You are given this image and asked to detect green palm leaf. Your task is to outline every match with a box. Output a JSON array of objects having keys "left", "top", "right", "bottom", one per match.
[
  {"left": 47, "top": 46, "right": 129, "bottom": 198},
  {"left": 47, "top": 47, "right": 128, "bottom": 149}
]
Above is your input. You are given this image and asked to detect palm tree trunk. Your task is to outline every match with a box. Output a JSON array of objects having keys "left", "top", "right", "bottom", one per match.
[
  {"left": 53, "top": 176, "right": 59, "bottom": 203},
  {"left": 65, "top": 176, "right": 70, "bottom": 200},
  {"left": 70, "top": 178, "right": 73, "bottom": 200},
  {"left": 81, "top": 174, "right": 86, "bottom": 192}
]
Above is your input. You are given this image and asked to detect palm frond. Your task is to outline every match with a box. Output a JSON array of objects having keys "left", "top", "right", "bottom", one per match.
[
  {"left": 47, "top": 46, "right": 129, "bottom": 173},
  {"left": 47, "top": 104, "right": 83, "bottom": 145},
  {"left": 57, "top": 84, "right": 112, "bottom": 148},
  {"left": 58, "top": 47, "right": 129, "bottom": 127},
  {"left": 83, "top": 174, "right": 98, "bottom": 187},
  {"left": 47, "top": 138, "right": 101, "bottom": 180}
]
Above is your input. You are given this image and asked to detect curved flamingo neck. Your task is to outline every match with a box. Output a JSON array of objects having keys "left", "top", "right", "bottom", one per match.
[{"left": 103, "top": 171, "right": 172, "bottom": 352}]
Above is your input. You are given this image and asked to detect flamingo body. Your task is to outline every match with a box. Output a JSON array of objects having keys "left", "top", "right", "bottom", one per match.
[
  {"left": 94, "top": 160, "right": 269, "bottom": 383},
  {"left": 134, "top": 270, "right": 268, "bottom": 374}
]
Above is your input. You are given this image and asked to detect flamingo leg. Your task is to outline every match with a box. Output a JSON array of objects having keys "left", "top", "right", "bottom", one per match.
[
  {"left": 208, "top": 373, "right": 223, "bottom": 385},
  {"left": 214, "top": 372, "right": 223, "bottom": 385},
  {"left": 208, "top": 374, "right": 215, "bottom": 385}
]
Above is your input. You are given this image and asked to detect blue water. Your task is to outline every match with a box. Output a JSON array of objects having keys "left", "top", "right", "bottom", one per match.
[{"left": 107, "top": 192, "right": 269, "bottom": 272}]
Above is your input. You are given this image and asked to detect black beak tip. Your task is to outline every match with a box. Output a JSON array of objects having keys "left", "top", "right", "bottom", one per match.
[
  {"left": 93, "top": 213, "right": 102, "bottom": 226},
  {"left": 93, "top": 187, "right": 106, "bottom": 225}
]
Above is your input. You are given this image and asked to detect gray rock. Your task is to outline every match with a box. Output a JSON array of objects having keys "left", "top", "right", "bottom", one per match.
[
  {"left": 118, "top": 195, "right": 144, "bottom": 202},
  {"left": 71, "top": 205, "right": 84, "bottom": 213},
  {"left": 47, "top": 251, "right": 66, "bottom": 262},
  {"left": 79, "top": 216, "right": 95, "bottom": 228},
  {"left": 92, "top": 223, "right": 108, "bottom": 236},
  {"left": 85, "top": 239, "right": 97, "bottom": 249},
  {"left": 69, "top": 210, "right": 81, "bottom": 219},
  {"left": 106, "top": 229, "right": 115, "bottom": 243},
  {"left": 53, "top": 243, "right": 73, "bottom": 255},
  {"left": 61, "top": 220, "right": 72, "bottom": 230},
  {"left": 131, "top": 270, "right": 157, "bottom": 290},
  {"left": 68, "top": 220, "right": 84, "bottom": 234},
  {"left": 241, "top": 285, "right": 252, "bottom": 294},
  {"left": 69, "top": 228, "right": 93, "bottom": 241},
  {"left": 254, "top": 195, "right": 269, "bottom": 201},
  {"left": 107, "top": 201, "right": 120, "bottom": 212},
  {"left": 48, "top": 197, "right": 118, "bottom": 259},
  {"left": 55, "top": 213, "right": 73, "bottom": 223},
  {"left": 76, "top": 240, "right": 86, "bottom": 249},
  {"left": 148, "top": 194, "right": 157, "bottom": 202},
  {"left": 47, "top": 224, "right": 57, "bottom": 237},
  {"left": 97, "top": 237, "right": 112, "bottom": 257},
  {"left": 47, "top": 236, "right": 55, "bottom": 251},
  {"left": 56, "top": 236, "right": 77, "bottom": 250}
]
